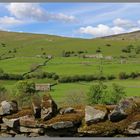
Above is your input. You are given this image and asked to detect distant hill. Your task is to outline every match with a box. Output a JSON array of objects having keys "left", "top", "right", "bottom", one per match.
[
  {"left": 100, "top": 30, "right": 140, "bottom": 40},
  {"left": 0, "top": 30, "right": 140, "bottom": 57}
]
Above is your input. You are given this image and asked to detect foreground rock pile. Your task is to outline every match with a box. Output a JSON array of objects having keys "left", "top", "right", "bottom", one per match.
[{"left": 0, "top": 96, "right": 140, "bottom": 137}]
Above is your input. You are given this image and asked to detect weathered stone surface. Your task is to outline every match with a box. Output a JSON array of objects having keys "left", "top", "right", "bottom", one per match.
[
  {"left": 126, "top": 121, "right": 140, "bottom": 135},
  {"left": 108, "top": 111, "right": 127, "bottom": 122},
  {"left": 2, "top": 117, "right": 20, "bottom": 129},
  {"left": 28, "top": 133, "right": 40, "bottom": 137},
  {"left": 19, "top": 126, "right": 44, "bottom": 134},
  {"left": 47, "top": 121, "right": 74, "bottom": 129},
  {"left": 0, "top": 123, "right": 8, "bottom": 130},
  {"left": 85, "top": 106, "right": 107, "bottom": 125},
  {"left": 60, "top": 107, "right": 75, "bottom": 115},
  {"left": 0, "top": 101, "right": 12, "bottom": 115},
  {"left": 19, "top": 115, "right": 37, "bottom": 128},
  {"left": 109, "top": 97, "right": 140, "bottom": 122},
  {"left": 0, "top": 100, "right": 18, "bottom": 116},
  {"left": 0, "top": 133, "right": 14, "bottom": 137},
  {"left": 41, "top": 95, "right": 57, "bottom": 121}
]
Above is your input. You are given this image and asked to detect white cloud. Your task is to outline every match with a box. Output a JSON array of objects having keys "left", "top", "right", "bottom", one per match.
[
  {"left": 113, "top": 18, "right": 136, "bottom": 28},
  {"left": 0, "top": 16, "right": 23, "bottom": 25},
  {"left": 7, "top": 3, "right": 76, "bottom": 23},
  {"left": 78, "top": 24, "right": 126, "bottom": 37},
  {"left": 137, "top": 20, "right": 140, "bottom": 25}
]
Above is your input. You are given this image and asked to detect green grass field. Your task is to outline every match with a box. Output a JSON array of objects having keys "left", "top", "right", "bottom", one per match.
[{"left": 0, "top": 31, "right": 140, "bottom": 105}]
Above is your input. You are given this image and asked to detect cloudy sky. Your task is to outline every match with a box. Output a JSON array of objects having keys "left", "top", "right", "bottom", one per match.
[{"left": 0, "top": 3, "right": 140, "bottom": 38}]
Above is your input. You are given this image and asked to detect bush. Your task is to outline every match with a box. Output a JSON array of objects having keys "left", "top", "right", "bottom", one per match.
[
  {"left": 129, "top": 72, "right": 140, "bottom": 79},
  {"left": 87, "top": 82, "right": 108, "bottom": 105},
  {"left": 118, "top": 72, "right": 129, "bottom": 80},
  {"left": 15, "top": 81, "right": 36, "bottom": 107},
  {"left": 122, "top": 45, "right": 134, "bottom": 53},
  {"left": 107, "top": 74, "right": 116, "bottom": 80},
  {"left": 87, "top": 82, "right": 126, "bottom": 105},
  {"left": 0, "top": 69, "right": 23, "bottom": 80}
]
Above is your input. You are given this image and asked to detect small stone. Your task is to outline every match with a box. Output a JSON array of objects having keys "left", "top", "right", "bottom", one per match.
[
  {"left": 19, "top": 126, "right": 44, "bottom": 134},
  {"left": 2, "top": 117, "right": 20, "bottom": 129},
  {"left": 28, "top": 133, "right": 40, "bottom": 137},
  {"left": 48, "top": 121, "right": 74, "bottom": 129},
  {"left": 60, "top": 107, "right": 75, "bottom": 115},
  {"left": 85, "top": 106, "right": 107, "bottom": 125},
  {"left": 41, "top": 95, "right": 57, "bottom": 121},
  {"left": 19, "top": 115, "right": 37, "bottom": 128}
]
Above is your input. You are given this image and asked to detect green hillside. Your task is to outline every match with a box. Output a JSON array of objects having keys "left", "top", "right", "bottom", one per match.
[
  {"left": 0, "top": 30, "right": 140, "bottom": 57},
  {"left": 0, "top": 30, "right": 140, "bottom": 105}
]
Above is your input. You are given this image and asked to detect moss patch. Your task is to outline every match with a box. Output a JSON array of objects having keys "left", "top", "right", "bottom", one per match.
[
  {"left": 6, "top": 109, "right": 33, "bottom": 119},
  {"left": 79, "top": 111, "right": 140, "bottom": 136}
]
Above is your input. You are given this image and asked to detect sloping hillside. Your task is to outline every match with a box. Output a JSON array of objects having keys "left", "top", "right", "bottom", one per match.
[{"left": 0, "top": 30, "right": 140, "bottom": 57}]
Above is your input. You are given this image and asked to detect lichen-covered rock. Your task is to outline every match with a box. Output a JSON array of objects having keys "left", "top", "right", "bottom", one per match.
[
  {"left": 28, "top": 133, "right": 40, "bottom": 137},
  {"left": 0, "top": 132, "right": 14, "bottom": 137},
  {"left": 0, "top": 123, "right": 8, "bottom": 130},
  {"left": 109, "top": 97, "right": 140, "bottom": 122},
  {"left": 126, "top": 121, "right": 140, "bottom": 135},
  {"left": 0, "top": 101, "right": 12, "bottom": 115},
  {"left": 2, "top": 117, "right": 20, "bottom": 129},
  {"left": 19, "top": 126, "right": 44, "bottom": 134},
  {"left": 59, "top": 107, "right": 75, "bottom": 115},
  {"left": 41, "top": 95, "right": 57, "bottom": 121},
  {"left": 47, "top": 121, "right": 74, "bottom": 129},
  {"left": 19, "top": 115, "right": 37, "bottom": 128},
  {"left": 0, "top": 100, "right": 18, "bottom": 116},
  {"left": 85, "top": 105, "right": 107, "bottom": 125}
]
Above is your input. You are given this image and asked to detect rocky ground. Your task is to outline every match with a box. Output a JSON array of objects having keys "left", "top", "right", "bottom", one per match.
[{"left": 0, "top": 95, "right": 140, "bottom": 137}]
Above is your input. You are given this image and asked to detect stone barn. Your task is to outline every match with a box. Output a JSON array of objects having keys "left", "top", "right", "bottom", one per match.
[{"left": 35, "top": 84, "right": 51, "bottom": 92}]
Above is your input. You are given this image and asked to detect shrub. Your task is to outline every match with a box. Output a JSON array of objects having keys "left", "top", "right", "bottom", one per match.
[
  {"left": 15, "top": 81, "right": 36, "bottom": 107},
  {"left": 96, "top": 47, "right": 101, "bottom": 53},
  {"left": 110, "top": 83, "right": 126, "bottom": 104},
  {"left": 87, "top": 82, "right": 126, "bottom": 105},
  {"left": 129, "top": 72, "right": 140, "bottom": 79},
  {"left": 107, "top": 74, "right": 116, "bottom": 80},
  {"left": 87, "top": 82, "right": 108, "bottom": 105},
  {"left": 118, "top": 72, "right": 129, "bottom": 80}
]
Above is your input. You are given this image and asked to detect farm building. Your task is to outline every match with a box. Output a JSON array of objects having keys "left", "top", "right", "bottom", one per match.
[
  {"left": 84, "top": 54, "right": 103, "bottom": 59},
  {"left": 104, "top": 56, "right": 113, "bottom": 60},
  {"left": 35, "top": 83, "right": 51, "bottom": 92}
]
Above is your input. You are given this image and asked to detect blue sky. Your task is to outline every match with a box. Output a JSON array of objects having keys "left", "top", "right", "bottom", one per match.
[{"left": 0, "top": 3, "right": 140, "bottom": 38}]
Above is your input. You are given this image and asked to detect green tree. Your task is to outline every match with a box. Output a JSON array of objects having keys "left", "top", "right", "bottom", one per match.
[
  {"left": 15, "top": 81, "right": 36, "bottom": 107},
  {"left": 87, "top": 82, "right": 126, "bottom": 105},
  {"left": 110, "top": 84, "right": 126, "bottom": 104},
  {"left": 87, "top": 82, "right": 107, "bottom": 105}
]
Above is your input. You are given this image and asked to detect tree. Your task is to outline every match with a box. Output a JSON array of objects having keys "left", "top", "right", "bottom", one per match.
[
  {"left": 1, "top": 43, "right": 6, "bottom": 47},
  {"left": 110, "top": 84, "right": 126, "bottom": 104},
  {"left": 16, "top": 81, "right": 35, "bottom": 95},
  {"left": 96, "top": 47, "right": 101, "bottom": 53},
  {"left": 87, "top": 82, "right": 107, "bottom": 105},
  {"left": 15, "top": 81, "right": 36, "bottom": 107},
  {"left": 87, "top": 82, "right": 126, "bottom": 105}
]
